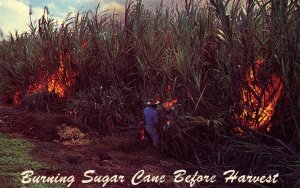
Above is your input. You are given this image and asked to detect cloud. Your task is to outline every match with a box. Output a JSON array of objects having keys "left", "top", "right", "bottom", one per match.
[
  {"left": 100, "top": 1, "right": 125, "bottom": 17},
  {"left": 0, "top": 0, "right": 182, "bottom": 38},
  {"left": 48, "top": 2, "right": 58, "bottom": 10},
  {"left": 75, "top": 0, "right": 179, "bottom": 12},
  {"left": 0, "top": 0, "right": 54, "bottom": 38},
  {"left": 0, "top": 0, "right": 31, "bottom": 37}
]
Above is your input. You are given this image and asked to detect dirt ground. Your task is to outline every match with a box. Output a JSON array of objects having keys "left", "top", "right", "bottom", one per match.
[
  {"left": 0, "top": 105, "right": 265, "bottom": 188},
  {"left": 0, "top": 105, "right": 195, "bottom": 188}
]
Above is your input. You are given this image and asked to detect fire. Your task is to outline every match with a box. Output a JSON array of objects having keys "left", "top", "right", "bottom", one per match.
[
  {"left": 237, "top": 59, "right": 283, "bottom": 131},
  {"left": 163, "top": 98, "right": 178, "bottom": 109},
  {"left": 13, "top": 91, "right": 21, "bottom": 105},
  {"left": 27, "top": 51, "right": 76, "bottom": 98},
  {"left": 163, "top": 98, "right": 177, "bottom": 128},
  {"left": 27, "top": 83, "right": 45, "bottom": 96}
]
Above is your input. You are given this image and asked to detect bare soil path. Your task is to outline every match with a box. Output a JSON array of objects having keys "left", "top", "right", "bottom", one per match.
[{"left": 0, "top": 105, "right": 187, "bottom": 188}]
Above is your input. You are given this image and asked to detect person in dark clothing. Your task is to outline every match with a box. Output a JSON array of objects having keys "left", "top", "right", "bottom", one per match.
[{"left": 143, "top": 101, "right": 160, "bottom": 147}]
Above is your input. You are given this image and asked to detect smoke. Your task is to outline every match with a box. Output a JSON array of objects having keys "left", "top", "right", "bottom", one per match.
[
  {"left": 77, "top": 0, "right": 181, "bottom": 21},
  {"left": 82, "top": 0, "right": 181, "bottom": 13}
]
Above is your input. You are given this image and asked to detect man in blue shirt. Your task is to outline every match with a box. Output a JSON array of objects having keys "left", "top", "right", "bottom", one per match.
[{"left": 143, "top": 101, "right": 160, "bottom": 147}]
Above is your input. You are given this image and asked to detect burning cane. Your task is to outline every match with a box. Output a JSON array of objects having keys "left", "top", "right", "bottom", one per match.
[{"left": 157, "top": 98, "right": 178, "bottom": 151}]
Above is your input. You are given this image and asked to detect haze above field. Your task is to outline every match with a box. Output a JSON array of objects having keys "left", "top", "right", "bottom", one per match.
[{"left": 0, "top": 0, "right": 182, "bottom": 38}]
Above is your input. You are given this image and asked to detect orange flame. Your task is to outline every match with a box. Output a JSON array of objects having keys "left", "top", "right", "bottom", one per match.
[
  {"left": 236, "top": 60, "right": 283, "bottom": 131},
  {"left": 27, "top": 51, "right": 76, "bottom": 98},
  {"left": 163, "top": 98, "right": 178, "bottom": 109},
  {"left": 13, "top": 91, "right": 21, "bottom": 105},
  {"left": 27, "top": 83, "right": 45, "bottom": 96}
]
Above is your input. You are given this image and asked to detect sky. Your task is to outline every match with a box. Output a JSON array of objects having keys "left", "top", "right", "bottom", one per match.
[{"left": 0, "top": 0, "right": 180, "bottom": 38}]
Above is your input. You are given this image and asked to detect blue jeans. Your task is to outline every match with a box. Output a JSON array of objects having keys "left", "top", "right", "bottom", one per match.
[{"left": 145, "top": 124, "right": 159, "bottom": 147}]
